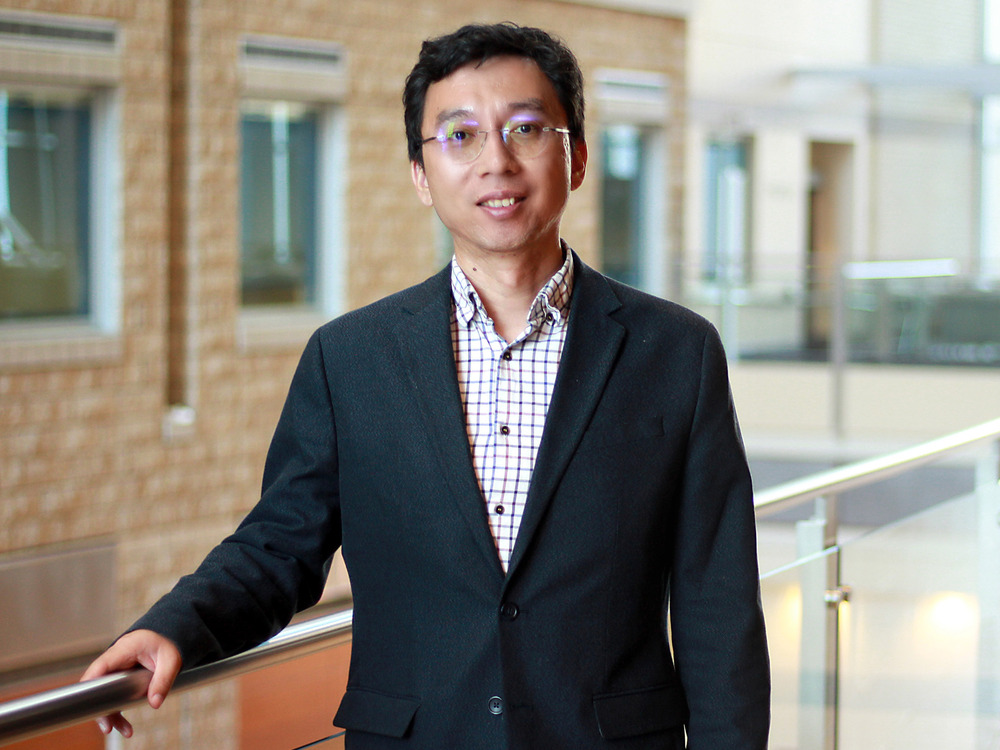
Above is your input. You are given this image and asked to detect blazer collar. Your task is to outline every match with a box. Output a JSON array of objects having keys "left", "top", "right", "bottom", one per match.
[
  {"left": 505, "top": 253, "right": 625, "bottom": 579},
  {"left": 392, "top": 266, "right": 506, "bottom": 579}
]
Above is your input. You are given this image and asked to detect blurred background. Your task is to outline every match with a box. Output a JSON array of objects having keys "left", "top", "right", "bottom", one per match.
[{"left": 1, "top": 1, "right": 999, "bottom": 748}]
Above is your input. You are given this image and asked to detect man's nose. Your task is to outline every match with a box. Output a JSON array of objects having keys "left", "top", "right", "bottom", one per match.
[{"left": 477, "top": 130, "right": 519, "bottom": 172}]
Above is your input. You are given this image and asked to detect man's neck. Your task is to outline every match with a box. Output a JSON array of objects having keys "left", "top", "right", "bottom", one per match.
[{"left": 455, "top": 243, "right": 564, "bottom": 343}]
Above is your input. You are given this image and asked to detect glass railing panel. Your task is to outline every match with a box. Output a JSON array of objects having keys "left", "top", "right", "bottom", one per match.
[
  {"left": 757, "top": 519, "right": 807, "bottom": 578},
  {"left": 844, "top": 272, "right": 1000, "bottom": 366},
  {"left": 754, "top": 458, "right": 977, "bottom": 576},
  {"left": 837, "top": 490, "right": 1000, "bottom": 749},
  {"left": 761, "top": 548, "right": 839, "bottom": 750},
  {"left": 676, "top": 264, "right": 1000, "bottom": 367},
  {"left": 238, "top": 636, "right": 350, "bottom": 750},
  {"left": 678, "top": 266, "right": 831, "bottom": 363}
]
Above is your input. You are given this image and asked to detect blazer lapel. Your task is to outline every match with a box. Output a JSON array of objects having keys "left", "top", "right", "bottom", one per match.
[
  {"left": 392, "top": 267, "right": 505, "bottom": 579},
  {"left": 505, "top": 256, "right": 626, "bottom": 579}
]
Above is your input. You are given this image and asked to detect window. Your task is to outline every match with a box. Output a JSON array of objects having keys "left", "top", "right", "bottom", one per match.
[
  {"left": 595, "top": 70, "right": 669, "bottom": 296},
  {"left": 238, "top": 37, "right": 346, "bottom": 333},
  {"left": 703, "top": 140, "right": 750, "bottom": 284},
  {"left": 0, "top": 12, "right": 120, "bottom": 353},
  {"left": 600, "top": 124, "right": 659, "bottom": 289},
  {"left": 240, "top": 100, "right": 319, "bottom": 306},
  {"left": 0, "top": 89, "right": 92, "bottom": 319}
]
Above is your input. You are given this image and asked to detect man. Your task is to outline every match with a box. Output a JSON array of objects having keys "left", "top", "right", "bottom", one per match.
[{"left": 84, "top": 22, "right": 769, "bottom": 748}]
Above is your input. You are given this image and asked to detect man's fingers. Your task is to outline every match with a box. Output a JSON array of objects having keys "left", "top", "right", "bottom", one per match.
[
  {"left": 82, "top": 632, "right": 149, "bottom": 680},
  {"left": 80, "top": 630, "right": 183, "bottom": 736},
  {"left": 111, "top": 713, "right": 134, "bottom": 738},
  {"left": 146, "top": 641, "right": 182, "bottom": 709},
  {"left": 80, "top": 651, "right": 119, "bottom": 682},
  {"left": 96, "top": 712, "right": 133, "bottom": 738}
]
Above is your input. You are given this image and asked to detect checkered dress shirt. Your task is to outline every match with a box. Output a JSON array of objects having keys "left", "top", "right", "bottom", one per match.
[{"left": 450, "top": 250, "right": 574, "bottom": 571}]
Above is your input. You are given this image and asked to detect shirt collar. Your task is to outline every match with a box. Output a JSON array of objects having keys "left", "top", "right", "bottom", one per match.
[{"left": 450, "top": 244, "right": 575, "bottom": 330}]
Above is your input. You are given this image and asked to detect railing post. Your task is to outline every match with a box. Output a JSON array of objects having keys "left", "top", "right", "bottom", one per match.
[
  {"left": 796, "top": 495, "right": 842, "bottom": 750},
  {"left": 976, "top": 438, "right": 1000, "bottom": 748}
]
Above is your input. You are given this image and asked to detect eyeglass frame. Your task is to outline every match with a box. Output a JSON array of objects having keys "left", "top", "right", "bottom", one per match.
[{"left": 420, "top": 118, "right": 572, "bottom": 164}]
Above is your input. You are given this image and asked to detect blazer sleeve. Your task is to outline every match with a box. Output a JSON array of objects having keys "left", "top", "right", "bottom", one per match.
[
  {"left": 668, "top": 325, "right": 771, "bottom": 749},
  {"left": 130, "top": 330, "right": 343, "bottom": 667}
]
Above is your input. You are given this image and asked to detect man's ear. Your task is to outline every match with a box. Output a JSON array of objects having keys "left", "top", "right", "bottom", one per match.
[
  {"left": 411, "top": 160, "right": 434, "bottom": 207},
  {"left": 570, "top": 138, "right": 588, "bottom": 191}
]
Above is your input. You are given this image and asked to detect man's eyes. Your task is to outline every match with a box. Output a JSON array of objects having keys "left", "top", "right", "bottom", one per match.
[
  {"left": 444, "top": 126, "right": 477, "bottom": 142},
  {"left": 508, "top": 121, "right": 542, "bottom": 136},
  {"left": 439, "top": 119, "right": 545, "bottom": 142}
]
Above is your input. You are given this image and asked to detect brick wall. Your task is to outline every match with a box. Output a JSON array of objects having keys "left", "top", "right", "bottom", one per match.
[{"left": 0, "top": 1, "right": 685, "bottom": 745}]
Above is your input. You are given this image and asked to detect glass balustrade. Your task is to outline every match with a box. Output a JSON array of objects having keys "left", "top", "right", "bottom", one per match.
[
  {"left": 761, "top": 549, "right": 840, "bottom": 750},
  {"left": 2, "top": 426, "right": 998, "bottom": 749},
  {"left": 837, "top": 491, "right": 1000, "bottom": 749},
  {"left": 758, "top": 448, "right": 1000, "bottom": 750},
  {"left": 678, "top": 264, "right": 1000, "bottom": 367}
]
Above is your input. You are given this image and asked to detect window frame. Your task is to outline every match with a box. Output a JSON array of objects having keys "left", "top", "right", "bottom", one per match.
[
  {"left": 703, "top": 138, "right": 751, "bottom": 285},
  {"left": 0, "top": 13, "right": 122, "bottom": 368},
  {"left": 236, "top": 36, "right": 348, "bottom": 352},
  {"left": 594, "top": 68, "right": 670, "bottom": 298}
]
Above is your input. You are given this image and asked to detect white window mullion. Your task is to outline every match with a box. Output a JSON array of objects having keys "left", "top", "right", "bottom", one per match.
[
  {"left": 90, "top": 88, "right": 121, "bottom": 333},
  {"left": 0, "top": 91, "right": 12, "bottom": 264}
]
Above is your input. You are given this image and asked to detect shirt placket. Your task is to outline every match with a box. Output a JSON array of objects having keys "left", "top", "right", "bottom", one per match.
[
  {"left": 498, "top": 339, "right": 528, "bottom": 567},
  {"left": 451, "top": 255, "right": 570, "bottom": 570}
]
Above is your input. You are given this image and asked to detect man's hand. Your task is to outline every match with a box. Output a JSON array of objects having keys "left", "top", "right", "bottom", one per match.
[{"left": 80, "top": 629, "right": 182, "bottom": 738}]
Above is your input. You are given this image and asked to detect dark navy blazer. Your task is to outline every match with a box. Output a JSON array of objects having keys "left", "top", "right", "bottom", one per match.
[{"left": 135, "top": 254, "right": 770, "bottom": 749}]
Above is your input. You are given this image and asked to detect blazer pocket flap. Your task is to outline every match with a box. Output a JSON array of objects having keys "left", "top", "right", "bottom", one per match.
[
  {"left": 334, "top": 687, "right": 420, "bottom": 738},
  {"left": 593, "top": 683, "right": 688, "bottom": 740}
]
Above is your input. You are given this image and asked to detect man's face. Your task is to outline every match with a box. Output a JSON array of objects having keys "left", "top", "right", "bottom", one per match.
[{"left": 411, "top": 55, "right": 587, "bottom": 263}]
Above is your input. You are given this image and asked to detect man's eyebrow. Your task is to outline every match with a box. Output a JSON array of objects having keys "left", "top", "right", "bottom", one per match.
[
  {"left": 432, "top": 99, "right": 549, "bottom": 127},
  {"left": 434, "top": 108, "right": 475, "bottom": 127},
  {"left": 507, "top": 98, "right": 546, "bottom": 115}
]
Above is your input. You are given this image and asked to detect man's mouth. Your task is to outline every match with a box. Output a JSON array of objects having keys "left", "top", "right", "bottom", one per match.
[{"left": 480, "top": 197, "right": 519, "bottom": 209}]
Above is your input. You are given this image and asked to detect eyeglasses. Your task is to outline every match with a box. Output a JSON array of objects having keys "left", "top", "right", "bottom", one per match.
[{"left": 421, "top": 116, "right": 571, "bottom": 164}]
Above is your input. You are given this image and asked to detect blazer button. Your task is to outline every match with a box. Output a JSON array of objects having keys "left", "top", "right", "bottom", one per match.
[
  {"left": 500, "top": 602, "right": 519, "bottom": 619},
  {"left": 488, "top": 696, "right": 504, "bottom": 715}
]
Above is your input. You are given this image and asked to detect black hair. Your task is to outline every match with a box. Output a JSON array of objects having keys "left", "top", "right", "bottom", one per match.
[{"left": 403, "top": 22, "right": 585, "bottom": 165}]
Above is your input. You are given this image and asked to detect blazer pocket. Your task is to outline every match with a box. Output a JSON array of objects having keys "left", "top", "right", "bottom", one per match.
[
  {"left": 592, "top": 682, "right": 688, "bottom": 740},
  {"left": 333, "top": 686, "right": 420, "bottom": 738}
]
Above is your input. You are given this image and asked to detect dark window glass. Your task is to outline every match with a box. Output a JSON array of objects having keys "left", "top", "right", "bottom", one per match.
[
  {"left": 704, "top": 140, "right": 749, "bottom": 282},
  {"left": 240, "top": 102, "right": 318, "bottom": 306},
  {"left": 600, "top": 125, "right": 646, "bottom": 288},
  {"left": 0, "top": 92, "right": 91, "bottom": 319}
]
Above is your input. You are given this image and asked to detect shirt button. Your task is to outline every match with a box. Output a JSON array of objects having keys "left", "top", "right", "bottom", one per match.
[
  {"left": 502, "top": 351, "right": 512, "bottom": 361},
  {"left": 499, "top": 425, "right": 510, "bottom": 436},
  {"left": 500, "top": 602, "right": 519, "bottom": 619},
  {"left": 488, "top": 696, "right": 504, "bottom": 715},
  {"left": 495, "top": 504, "right": 505, "bottom": 515}
]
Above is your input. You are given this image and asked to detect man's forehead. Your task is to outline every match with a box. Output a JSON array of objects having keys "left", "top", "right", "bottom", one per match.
[{"left": 423, "top": 57, "right": 562, "bottom": 123}]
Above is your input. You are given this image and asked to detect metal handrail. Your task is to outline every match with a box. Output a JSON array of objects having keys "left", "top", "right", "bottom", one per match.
[
  {"left": 2, "top": 418, "right": 1000, "bottom": 746},
  {"left": 754, "top": 416, "right": 1000, "bottom": 518},
  {"left": 0, "top": 608, "right": 353, "bottom": 746}
]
